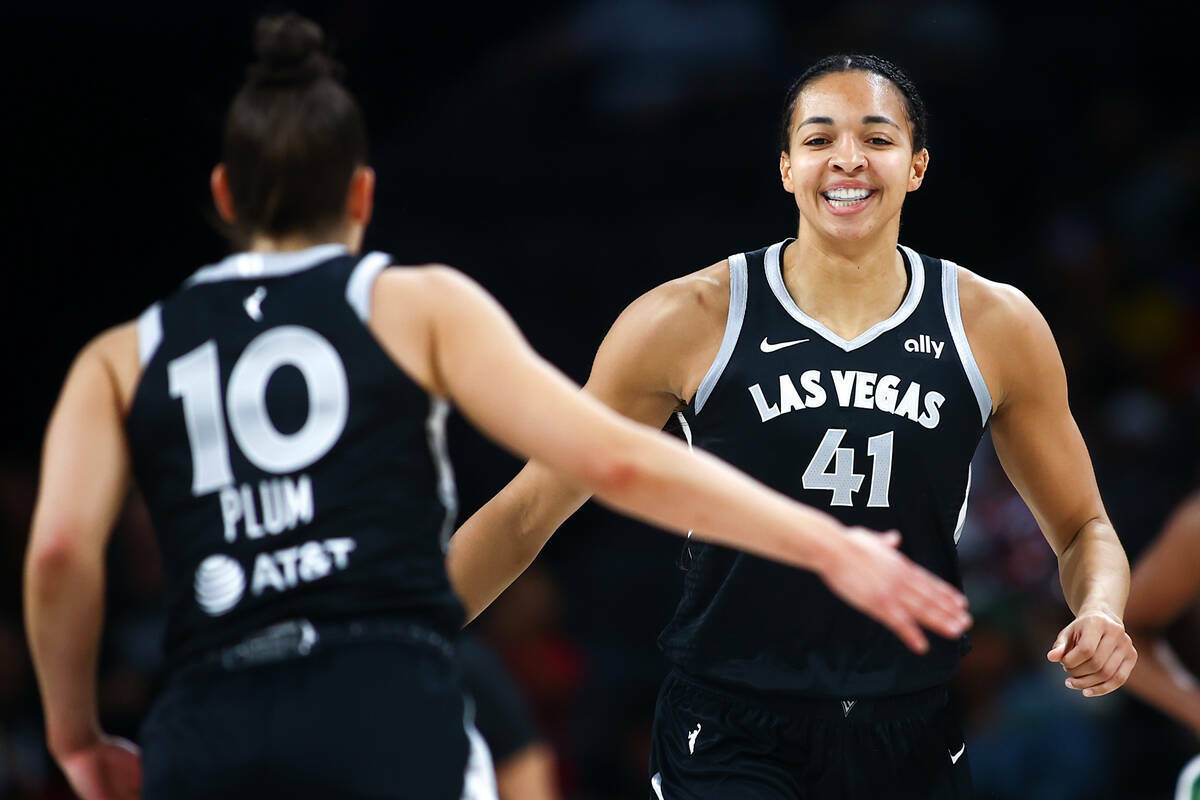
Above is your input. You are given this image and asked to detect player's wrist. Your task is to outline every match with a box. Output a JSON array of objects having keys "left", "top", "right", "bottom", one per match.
[
  {"left": 1076, "top": 603, "right": 1123, "bottom": 626},
  {"left": 47, "top": 720, "right": 103, "bottom": 761},
  {"left": 807, "top": 523, "right": 850, "bottom": 577}
]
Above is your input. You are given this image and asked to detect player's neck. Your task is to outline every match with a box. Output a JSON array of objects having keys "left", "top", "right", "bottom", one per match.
[
  {"left": 782, "top": 229, "right": 908, "bottom": 341},
  {"left": 246, "top": 224, "right": 363, "bottom": 255}
]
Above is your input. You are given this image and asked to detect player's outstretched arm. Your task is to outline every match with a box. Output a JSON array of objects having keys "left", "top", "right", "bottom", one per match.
[
  {"left": 373, "top": 266, "right": 971, "bottom": 652},
  {"left": 443, "top": 271, "right": 698, "bottom": 623},
  {"left": 1123, "top": 494, "right": 1200, "bottom": 734},
  {"left": 24, "top": 326, "right": 143, "bottom": 800},
  {"left": 963, "top": 270, "right": 1135, "bottom": 697}
]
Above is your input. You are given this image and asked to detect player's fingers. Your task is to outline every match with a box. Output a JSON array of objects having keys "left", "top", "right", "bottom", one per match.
[
  {"left": 1078, "top": 655, "right": 1137, "bottom": 698},
  {"left": 1065, "top": 633, "right": 1118, "bottom": 676},
  {"left": 880, "top": 606, "right": 928, "bottom": 654},
  {"left": 907, "top": 565, "right": 971, "bottom": 620},
  {"left": 1046, "top": 626, "right": 1071, "bottom": 662},
  {"left": 1057, "top": 629, "right": 1098, "bottom": 669},
  {"left": 880, "top": 530, "right": 901, "bottom": 548},
  {"left": 899, "top": 581, "right": 970, "bottom": 639},
  {"left": 1065, "top": 645, "right": 1126, "bottom": 690}
]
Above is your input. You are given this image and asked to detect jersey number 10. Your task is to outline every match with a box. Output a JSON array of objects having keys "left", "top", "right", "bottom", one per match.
[{"left": 167, "top": 326, "right": 350, "bottom": 496}]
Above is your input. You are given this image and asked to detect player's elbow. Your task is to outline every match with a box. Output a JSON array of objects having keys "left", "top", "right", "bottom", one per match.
[
  {"left": 24, "top": 527, "right": 91, "bottom": 590},
  {"left": 580, "top": 448, "right": 643, "bottom": 500}
]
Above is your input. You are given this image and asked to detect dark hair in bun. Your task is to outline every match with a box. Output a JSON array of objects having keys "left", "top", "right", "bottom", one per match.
[
  {"left": 249, "top": 14, "right": 337, "bottom": 88},
  {"left": 220, "top": 13, "right": 367, "bottom": 244}
]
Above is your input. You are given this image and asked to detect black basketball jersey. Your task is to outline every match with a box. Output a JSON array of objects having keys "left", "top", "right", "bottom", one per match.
[
  {"left": 658, "top": 240, "right": 992, "bottom": 698},
  {"left": 126, "top": 245, "right": 462, "bottom": 668}
]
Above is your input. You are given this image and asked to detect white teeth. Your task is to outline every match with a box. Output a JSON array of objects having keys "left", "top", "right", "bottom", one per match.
[{"left": 823, "top": 187, "right": 871, "bottom": 201}]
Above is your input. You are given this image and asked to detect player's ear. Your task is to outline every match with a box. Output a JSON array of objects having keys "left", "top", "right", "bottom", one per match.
[
  {"left": 908, "top": 149, "right": 929, "bottom": 192},
  {"left": 346, "top": 165, "right": 375, "bottom": 227},
  {"left": 211, "top": 164, "right": 237, "bottom": 225},
  {"left": 780, "top": 151, "right": 795, "bottom": 193}
]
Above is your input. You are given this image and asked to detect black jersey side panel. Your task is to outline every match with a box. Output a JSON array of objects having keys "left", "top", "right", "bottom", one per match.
[
  {"left": 126, "top": 249, "right": 462, "bottom": 667},
  {"left": 659, "top": 241, "right": 987, "bottom": 697}
]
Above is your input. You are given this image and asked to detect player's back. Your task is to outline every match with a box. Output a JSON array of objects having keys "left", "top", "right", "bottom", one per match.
[{"left": 126, "top": 244, "right": 462, "bottom": 669}]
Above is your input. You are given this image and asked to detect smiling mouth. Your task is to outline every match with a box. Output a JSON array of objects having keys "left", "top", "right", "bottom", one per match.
[{"left": 821, "top": 188, "right": 875, "bottom": 208}]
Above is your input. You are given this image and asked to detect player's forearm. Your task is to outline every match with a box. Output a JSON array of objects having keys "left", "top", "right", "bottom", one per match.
[
  {"left": 448, "top": 462, "right": 591, "bottom": 623},
  {"left": 24, "top": 533, "right": 106, "bottom": 758},
  {"left": 592, "top": 422, "right": 843, "bottom": 574},
  {"left": 1057, "top": 518, "right": 1130, "bottom": 619},
  {"left": 1124, "top": 634, "right": 1200, "bottom": 734}
]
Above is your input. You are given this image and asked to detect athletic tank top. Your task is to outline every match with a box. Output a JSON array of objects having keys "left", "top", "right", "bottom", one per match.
[
  {"left": 126, "top": 245, "right": 462, "bottom": 668},
  {"left": 658, "top": 239, "right": 992, "bottom": 697}
]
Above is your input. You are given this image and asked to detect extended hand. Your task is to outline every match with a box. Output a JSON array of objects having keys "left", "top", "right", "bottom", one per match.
[
  {"left": 58, "top": 735, "right": 142, "bottom": 800},
  {"left": 820, "top": 529, "right": 972, "bottom": 654},
  {"left": 1047, "top": 609, "right": 1137, "bottom": 698}
]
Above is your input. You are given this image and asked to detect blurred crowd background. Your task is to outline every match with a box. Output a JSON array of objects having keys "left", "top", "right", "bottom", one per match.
[{"left": 3, "top": 1, "right": 1197, "bottom": 798}]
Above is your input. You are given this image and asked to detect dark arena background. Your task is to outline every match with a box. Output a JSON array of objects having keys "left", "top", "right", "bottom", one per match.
[{"left": 3, "top": 2, "right": 1197, "bottom": 798}]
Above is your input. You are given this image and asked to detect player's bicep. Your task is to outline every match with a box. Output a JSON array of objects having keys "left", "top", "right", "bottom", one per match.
[
  {"left": 1126, "top": 496, "right": 1200, "bottom": 631},
  {"left": 988, "top": 297, "right": 1107, "bottom": 553},
  {"left": 29, "top": 344, "right": 132, "bottom": 562}
]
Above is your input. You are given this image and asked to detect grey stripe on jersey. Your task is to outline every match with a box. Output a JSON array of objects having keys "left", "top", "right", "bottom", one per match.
[
  {"left": 344, "top": 251, "right": 393, "bottom": 322},
  {"left": 694, "top": 253, "right": 748, "bottom": 414},
  {"left": 953, "top": 465, "right": 971, "bottom": 545},
  {"left": 185, "top": 244, "right": 350, "bottom": 287},
  {"left": 137, "top": 302, "right": 163, "bottom": 366},
  {"left": 426, "top": 396, "right": 459, "bottom": 553},
  {"left": 461, "top": 698, "right": 499, "bottom": 800},
  {"left": 940, "top": 260, "right": 993, "bottom": 426},
  {"left": 764, "top": 242, "right": 926, "bottom": 353}
]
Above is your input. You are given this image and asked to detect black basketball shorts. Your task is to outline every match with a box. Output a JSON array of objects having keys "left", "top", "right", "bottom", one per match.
[
  {"left": 648, "top": 669, "right": 972, "bottom": 799},
  {"left": 140, "top": 620, "right": 497, "bottom": 799}
]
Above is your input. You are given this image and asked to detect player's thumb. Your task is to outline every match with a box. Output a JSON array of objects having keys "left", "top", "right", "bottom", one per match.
[
  {"left": 1046, "top": 630, "right": 1069, "bottom": 662},
  {"left": 880, "top": 530, "right": 901, "bottom": 548}
]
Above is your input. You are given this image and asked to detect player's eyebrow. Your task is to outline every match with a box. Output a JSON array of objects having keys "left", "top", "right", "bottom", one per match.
[
  {"left": 863, "top": 115, "right": 901, "bottom": 128},
  {"left": 797, "top": 115, "right": 901, "bottom": 129}
]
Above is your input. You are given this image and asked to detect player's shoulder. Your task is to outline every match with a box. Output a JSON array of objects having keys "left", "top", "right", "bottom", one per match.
[
  {"left": 951, "top": 261, "right": 1061, "bottom": 410},
  {"left": 68, "top": 320, "right": 141, "bottom": 411},
  {"left": 953, "top": 262, "right": 1048, "bottom": 342},
  {"left": 612, "top": 259, "right": 732, "bottom": 342}
]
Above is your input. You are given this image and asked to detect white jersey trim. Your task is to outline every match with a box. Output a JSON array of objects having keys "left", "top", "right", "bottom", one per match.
[
  {"left": 185, "top": 243, "right": 350, "bottom": 287},
  {"left": 345, "top": 251, "right": 392, "bottom": 322},
  {"left": 651, "top": 771, "right": 666, "bottom": 800},
  {"left": 694, "top": 253, "right": 748, "bottom": 414},
  {"left": 940, "top": 260, "right": 993, "bottom": 427},
  {"left": 136, "top": 302, "right": 163, "bottom": 367},
  {"left": 675, "top": 411, "right": 696, "bottom": 546},
  {"left": 765, "top": 241, "right": 926, "bottom": 352},
  {"left": 953, "top": 465, "right": 971, "bottom": 545},
  {"left": 427, "top": 396, "right": 459, "bottom": 553},
  {"left": 460, "top": 698, "right": 499, "bottom": 800}
]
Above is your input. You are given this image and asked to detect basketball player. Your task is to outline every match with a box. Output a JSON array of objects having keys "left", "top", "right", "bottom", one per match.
[
  {"left": 1124, "top": 491, "right": 1200, "bottom": 798},
  {"left": 447, "top": 54, "right": 1137, "bottom": 798},
  {"left": 22, "top": 21, "right": 970, "bottom": 800}
]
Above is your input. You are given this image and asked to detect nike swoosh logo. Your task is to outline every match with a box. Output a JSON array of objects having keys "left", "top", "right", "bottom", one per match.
[
  {"left": 950, "top": 743, "right": 966, "bottom": 764},
  {"left": 760, "top": 337, "right": 809, "bottom": 353}
]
